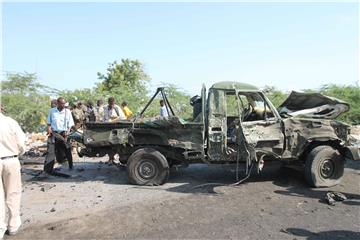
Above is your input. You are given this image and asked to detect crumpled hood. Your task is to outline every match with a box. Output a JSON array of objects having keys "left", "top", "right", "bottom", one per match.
[{"left": 278, "top": 91, "right": 350, "bottom": 119}]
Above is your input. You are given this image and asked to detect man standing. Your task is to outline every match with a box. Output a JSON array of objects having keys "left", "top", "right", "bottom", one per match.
[
  {"left": 44, "top": 97, "right": 75, "bottom": 173},
  {"left": 103, "top": 97, "right": 126, "bottom": 122},
  {"left": 103, "top": 97, "right": 125, "bottom": 164},
  {"left": 72, "top": 101, "right": 86, "bottom": 129},
  {"left": 160, "top": 100, "right": 169, "bottom": 117},
  {"left": 85, "top": 101, "right": 96, "bottom": 122},
  {"left": 95, "top": 99, "right": 105, "bottom": 122},
  {"left": 0, "top": 106, "right": 26, "bottom": 238}
]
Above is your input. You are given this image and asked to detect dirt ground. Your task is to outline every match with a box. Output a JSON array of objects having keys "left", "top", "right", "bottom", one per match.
[{"left": 5, "top": 156, "right": 360, "bottom": 240}]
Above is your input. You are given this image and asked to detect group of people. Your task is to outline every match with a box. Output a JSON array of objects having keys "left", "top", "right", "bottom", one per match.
[
  {"left": 0, "top": 96, "right": 135, "bottom": 239},
  {"left": 66, "top": 97, "right": 134, "bottom": 129},
  {"left": 0, "top": 96, "right": 171, "bottom": 238},
  {"left": 44, "top": 96, "right": 136, "bottom": 171},
  {"left": 44, "top": 96, "right": 171, "bottom": 168},
  {"left": 49, "top": 96, "right": 171, "bottom": 130}
]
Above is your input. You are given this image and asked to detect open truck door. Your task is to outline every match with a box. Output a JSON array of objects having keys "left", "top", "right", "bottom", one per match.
[
  {"left": 206, "top": 88, "right": 227, "bottom": 161},
  {"left": 235, "top": 90, "right": 285, "bottom": 172}
]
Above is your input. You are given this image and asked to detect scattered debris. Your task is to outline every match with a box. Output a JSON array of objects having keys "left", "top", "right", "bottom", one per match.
[
  {"left": 24, "top": 133, "right": 48, "bottom": 156},
  {"left": 47, "top": 226, "right": 56, "bottom": 231},
  {"left": 325, "top": 192, "right": 347, "bottom": 206},
  {"left": 332, "top": 192, "right": 347, "bottom": 201},
  {"left": 40, "top": 184, "right": 56, "bottom": 192}
]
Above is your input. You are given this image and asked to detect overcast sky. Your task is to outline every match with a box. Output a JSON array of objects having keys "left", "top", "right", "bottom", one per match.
[{"left": 2, "top": 2, "right": 359, "bottom": 95}]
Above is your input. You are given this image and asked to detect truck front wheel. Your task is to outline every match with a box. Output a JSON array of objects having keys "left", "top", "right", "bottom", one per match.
[
  {"left": 127, "top": 148, "right": 169, "bottom": 186},
  {"left": 304, "top": 145, "right": 344, "bottom": 188}
]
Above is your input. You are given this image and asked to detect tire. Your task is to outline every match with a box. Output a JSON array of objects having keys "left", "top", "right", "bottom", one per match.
[
  {"left": 127, "top": 148, "right": 169, "bottom": 186},
  {"left": 304, "top": 145, "right": 344, "bottom": 188}
]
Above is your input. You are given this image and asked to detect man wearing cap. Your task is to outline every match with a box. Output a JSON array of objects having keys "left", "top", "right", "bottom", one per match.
[
  {"left": 44, "top": 97, "right": 75, "bottom": 173},
  {"left": 0, "top": 105, "right": 26, "bottom": 237}
]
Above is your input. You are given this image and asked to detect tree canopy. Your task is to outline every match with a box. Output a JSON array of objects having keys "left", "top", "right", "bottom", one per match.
[
  {"left": 97, "top": 59, "right": 150, "bottom": 95},
  {"left": 1, "top": 73, "right": 53, "bottom": 132}
]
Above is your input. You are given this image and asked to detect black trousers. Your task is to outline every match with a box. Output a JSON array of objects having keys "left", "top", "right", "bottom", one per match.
[{"left": 44, "top": 132, "right": 73, "bottom": 173}]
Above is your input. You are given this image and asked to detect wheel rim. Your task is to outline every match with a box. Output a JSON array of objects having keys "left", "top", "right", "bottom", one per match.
[
  {"left": 320, "top": 159, "right": 335, "bottom": 179},
  {"left": 137, "top": 160, "right": 157, "bottom": 180}
]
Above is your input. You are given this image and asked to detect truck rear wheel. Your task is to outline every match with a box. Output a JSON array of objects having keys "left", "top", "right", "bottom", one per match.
[
  {"left": 304, "top": 145, "right": 344, "bottom": 188},
  {"left": 127, "top": 148, "right": 169, "bottom": 186}
]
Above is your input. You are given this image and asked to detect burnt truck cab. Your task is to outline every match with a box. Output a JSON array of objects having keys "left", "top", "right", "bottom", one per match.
[{"left": 79, "top": 81, "right": 359, "bottom": 187}]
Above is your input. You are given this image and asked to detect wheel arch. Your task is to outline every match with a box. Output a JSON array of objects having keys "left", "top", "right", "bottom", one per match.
[
  {"left": 124, "top": 145, "right": 187, "bottom": 166},
  {"left": 299, "top": 138, "right": 344, "bottom": 162}
]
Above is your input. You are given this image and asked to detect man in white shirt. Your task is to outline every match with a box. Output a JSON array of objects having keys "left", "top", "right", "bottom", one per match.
[
  {"left": 160, "top": 100, "right": 169, "bottom": 117},
  {"left": 0, "top": 107, "right": 26, "bottom": 238},
  {"left": 45, "top": 97, "right": 75, "bottom": 173},
  {"left": 103, "top": 97, "right": 126, "bottom": 122},
  {"left": 103, "top": 97, "right": 125, "bottom": 164}
]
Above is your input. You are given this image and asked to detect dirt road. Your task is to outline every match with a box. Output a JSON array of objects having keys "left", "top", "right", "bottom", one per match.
[{"left": 7, "top": 157, "right": 360, "bottom": 240}]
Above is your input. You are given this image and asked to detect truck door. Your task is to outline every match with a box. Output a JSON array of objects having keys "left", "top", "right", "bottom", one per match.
[
  {"left": 238, "top": 91, "right": 285, "bottom": 158},
  {"left": 207, "top": 88, "right": 227, "bottom": 161}
]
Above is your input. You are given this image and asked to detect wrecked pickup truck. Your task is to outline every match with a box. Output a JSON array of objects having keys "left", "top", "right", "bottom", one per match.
[{"left": 74, "top": 81, "right": 359, "bottom": 187}]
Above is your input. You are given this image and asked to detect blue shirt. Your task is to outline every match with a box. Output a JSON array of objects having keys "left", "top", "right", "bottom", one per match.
[
  {"left": 47, "top": 107, "right": 74, "bottom": 132},
  {"left": 160, "top": 106, "right": 169, "bottom": 117}
]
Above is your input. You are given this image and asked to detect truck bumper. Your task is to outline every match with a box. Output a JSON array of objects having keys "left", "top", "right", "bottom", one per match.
[{"left": 343, "top": 146, "right": 360, "bottom": 161}]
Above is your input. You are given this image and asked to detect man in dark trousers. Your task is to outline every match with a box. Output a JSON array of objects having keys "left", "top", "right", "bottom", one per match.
[{"left": 44, "top": 97, "right": 75, "bottom": 174}]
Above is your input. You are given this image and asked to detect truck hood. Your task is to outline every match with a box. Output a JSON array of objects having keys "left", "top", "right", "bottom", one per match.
[{"left": 278, "top": 91, "right": 349, "bottom": 119}]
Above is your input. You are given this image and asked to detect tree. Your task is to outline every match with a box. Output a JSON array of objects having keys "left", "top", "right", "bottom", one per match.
[
  {"left": 163, "top": 83, "right": 193, "bottom": 119},
  {"left": 262, "top": 86, "right": 288, "bottom": 108},
  {"left": 60, "top": 88, "right": 102, "bottom": 107},
  {"left": 1, "top": 72, "right": 57, "bottom": 95},
  {"left": 142, "top": 83, "right": 193, "bottom": 119},
  {"left": 97, "top": 59, "right": 150, "bottom": 95},
  {"left": 1, "top": 72, "right": 55, "bottom": 132},
  {"left": 95, "top": 59, "right": 151, "bottom": 115}
]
